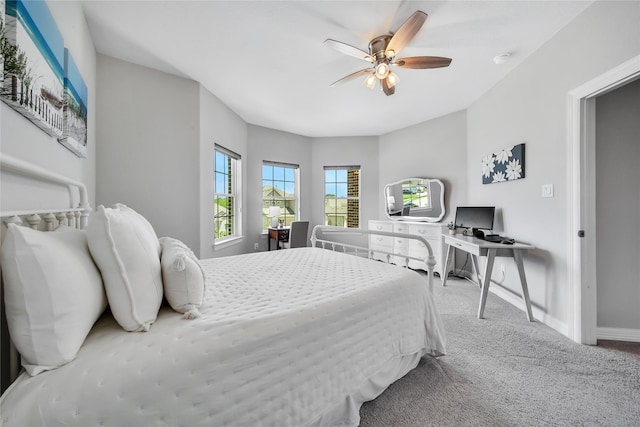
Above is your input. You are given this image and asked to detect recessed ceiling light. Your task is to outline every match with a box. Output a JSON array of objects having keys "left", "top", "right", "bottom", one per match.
[{"left": 493, "top": 53, "right": 511, "bottom": 65}]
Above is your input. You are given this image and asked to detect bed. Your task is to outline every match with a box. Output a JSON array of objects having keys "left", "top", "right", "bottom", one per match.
[{"left": 0, "top": 154, "right": 446, "bottom": 427}]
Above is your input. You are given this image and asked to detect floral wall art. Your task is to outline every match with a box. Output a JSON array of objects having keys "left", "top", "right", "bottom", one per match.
[
  {"left": 481, "top": 143, "right": 525, "bottom": 184},
  {"left": 1, "top": 0, "right": 88, "bottom": 158}
]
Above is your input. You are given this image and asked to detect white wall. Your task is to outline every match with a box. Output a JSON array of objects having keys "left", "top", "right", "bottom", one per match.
[
  {"left": 247, "top": 125, "right": 311, "bottom": 251},
  {"left": 378, "top": 110, "right": 468, "bottom": 225},
  {"left": 1, "top": 2, "right": 96, "bottom": 391},
  {"left": 311, "top": 136, "right": 379, "bottom": 243},
  {"left": 199, "top": 85, "right": 247, "bottom": 259},
  {"left": 1, "top": 1, "right": 96, "bottom": 209},
  {"left": 595, "top": 78, "right": 640, "bottom": 330},
  {"left": 95, "top": 55, "right": 200, "bottom": 253},
  {"left": 88, "top": 0, "right": 638, "bottom": 340},
  {"left": 465, "top": 1, "right": 640, "bottom": 333},
  {"left": 6, "top": 1, "right": 633, "bottom": 344}
]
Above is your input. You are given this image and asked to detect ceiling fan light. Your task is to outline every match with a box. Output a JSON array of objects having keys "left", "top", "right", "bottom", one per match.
[
  {"left": 385, "top": 49, "right": 396, "bottom": 60},
  {"left": 364, "top": 73, "right": 377, "bottom": 89},
  {"left": 375, "top": 62, "right": 390, "bottom": 79},
  {"left": 387, "top": 71, "right": 399, "bottom": 88}
]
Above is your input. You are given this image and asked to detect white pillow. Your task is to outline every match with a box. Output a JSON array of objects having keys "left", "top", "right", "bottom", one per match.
[
  {"left": 86, "top": 204, "right": 163, "bottom": 332},
  {"left": 0, "top": 224, "right": 107, "bottom": 376},
  {"left": 160, "top": 237, "right": 206, "bottom": 319}
]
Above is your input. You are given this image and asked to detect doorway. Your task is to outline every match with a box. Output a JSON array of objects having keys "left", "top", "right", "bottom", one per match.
[
  {"left": 567, "top": 55, "right": 640, "bottom": 345},
  {"left": 594, "top": 79, "right": 640, "bottom": 344}
]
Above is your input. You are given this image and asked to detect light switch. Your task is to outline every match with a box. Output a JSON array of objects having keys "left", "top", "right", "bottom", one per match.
[{"left": 542, "top": 184, "right": 554, "bottom": 198}]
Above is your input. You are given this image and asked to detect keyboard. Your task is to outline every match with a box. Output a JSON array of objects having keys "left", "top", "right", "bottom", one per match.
[{"left": 484, "top": 234, "right": 515, "bottom": 244}]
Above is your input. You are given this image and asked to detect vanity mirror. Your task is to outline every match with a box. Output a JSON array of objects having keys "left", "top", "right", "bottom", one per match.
[{"left": 384, "top": 178, "right": 445, "bottom": 222}]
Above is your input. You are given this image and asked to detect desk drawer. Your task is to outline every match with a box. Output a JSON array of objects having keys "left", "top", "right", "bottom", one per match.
[
  {"left": 369, "top": 221, "right": 393, "bottom": 233},
  {"left": 393, "top": 223, "right": 409, "bottom": 234},
  {"left": 369, "top": 234, "right": 393, "bottom": 248},
  {"left": 409, "top": 237, "right": 437, "bottom": 257},
  {"left": 447, "top": 238, "right": 478, "bottom": 255},
  {"left": 369, "top": 221, "right": 394, "bottom": 253},
  {"left": 394, "top": 236, "right": 409, "bottom": 251},
  {"left": 409, "top": 224, "right": 442, "bottom": 238},
  {"left": 394, "top": 240, "right": 410, "bottom": 256}
]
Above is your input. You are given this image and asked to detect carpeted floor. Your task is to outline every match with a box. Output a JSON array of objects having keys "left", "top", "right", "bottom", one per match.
[
  {"left": 598, "top": 340, "right": 640, "bottom": 357},
  {"left": 359, "top": 277, "right": 640, "bottom": 426}
]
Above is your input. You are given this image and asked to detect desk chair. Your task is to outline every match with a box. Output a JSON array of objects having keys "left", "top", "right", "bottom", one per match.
[{"left": 280, "top": 221, "right": 309, "bottom": 249}]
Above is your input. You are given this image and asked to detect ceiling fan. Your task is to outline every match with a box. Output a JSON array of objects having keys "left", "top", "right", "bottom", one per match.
[{"left": 325, "top": 11, "right": 452, "bottom": 96}]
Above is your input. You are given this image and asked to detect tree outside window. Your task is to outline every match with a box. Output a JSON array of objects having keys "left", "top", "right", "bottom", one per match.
[
  {"left": 324, "top": 166, "right": 360, "bottom": 228},
  {"left": 214, "top": 146, "right": 240, "bottom": 240}
]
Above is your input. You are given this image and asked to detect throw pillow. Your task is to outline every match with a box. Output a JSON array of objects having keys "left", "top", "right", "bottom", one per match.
[
  {"left": 159, "top": 237, "right": 206, "bottom": 319},
  {"left": 86, "top": 204, "right": 163, "bottom": 331},
  {"left": 1, "top": 224, "right": 107, "bottom": 375}
]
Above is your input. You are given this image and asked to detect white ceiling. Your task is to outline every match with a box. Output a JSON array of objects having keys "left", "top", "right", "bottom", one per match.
[{"left": 81, "top": 0, "right": 593, "bottom": 137}]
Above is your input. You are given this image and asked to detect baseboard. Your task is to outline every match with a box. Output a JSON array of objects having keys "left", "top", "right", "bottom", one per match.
[
  {"left": 452, "top": 271, "right": 569, "bottom": 337},
  {"left": 597, "top": 327, "right": 640, "bottom": 342},
  {"left": 488, "top": 285, "right": 569, "bottom": 336}
]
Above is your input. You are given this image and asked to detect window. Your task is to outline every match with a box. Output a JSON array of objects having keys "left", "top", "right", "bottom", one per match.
[
  {"left": 214, "top": 145, "right": 241, "bottom": 242},
  {"left": 402, "top": 179, "right": 431, "bottom": 210},
  {"left": 262, "top": 161, "right": 299, "bottom": 231},
  {"left": 324, "top": 166, "right": 360, "bottom": 228}
]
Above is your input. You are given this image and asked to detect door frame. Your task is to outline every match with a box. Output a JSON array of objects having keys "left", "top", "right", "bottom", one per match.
[{"left": 566, "top": 55, "right": 640, "bottom": 344}]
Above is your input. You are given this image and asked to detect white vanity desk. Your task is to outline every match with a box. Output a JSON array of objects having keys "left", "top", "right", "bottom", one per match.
[
  {"left": 368, "top": 220, "right": 447, "bottom": 276},
  {"left": 371, "top": 178, "right": 448, "bottom": 276}
]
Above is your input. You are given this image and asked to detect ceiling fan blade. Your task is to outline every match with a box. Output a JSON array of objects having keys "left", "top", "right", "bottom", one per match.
[
  {"left": 381, "top": 77, "right": 395, "bottom": 96},
  {"left": 330, "top": 68, "right": 373, "bottom": 87},
  {"left": 385, "top": 0, "right": 411, "bottom": 33},
  {"left": 394, "top": 56, "right": 452, "bottom": 69},
  {"left": 386, "top": 11, "right": 427, "bottom": 56},
  {"left": 324, "top": 39, "right": 372, "bottom": 62}
]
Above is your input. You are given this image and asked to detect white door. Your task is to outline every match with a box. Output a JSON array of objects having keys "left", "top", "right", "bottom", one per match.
[{"left": 567, "top": 55, "right": 640, "bottom": 344}]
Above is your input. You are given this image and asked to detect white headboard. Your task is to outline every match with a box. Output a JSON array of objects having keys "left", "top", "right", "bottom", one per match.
[{"left": 0, "top": 153, "right": 92, "bottom": 393}]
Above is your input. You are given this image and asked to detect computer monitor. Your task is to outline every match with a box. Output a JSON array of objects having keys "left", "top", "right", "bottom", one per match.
[{"left": 454, "top": 206, "right": 495, "bottom": 232}]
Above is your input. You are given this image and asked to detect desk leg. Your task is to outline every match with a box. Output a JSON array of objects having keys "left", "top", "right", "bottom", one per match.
[
  {"left": 441, "top": 244, "right": 455, "bottom": 287},
  {"left": 471, "top": 255, "right": 482, "bottom": 288},
  {"left": 513, "top": 250, "right": 534, "bottom": 322},
  {"left": 478, "top": 249, "right": 496, "bottom": 319}
]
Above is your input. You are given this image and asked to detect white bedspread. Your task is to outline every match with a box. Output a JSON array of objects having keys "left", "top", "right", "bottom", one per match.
[{"left": 1, "top": 247, "right": 445, "bottom": 427}]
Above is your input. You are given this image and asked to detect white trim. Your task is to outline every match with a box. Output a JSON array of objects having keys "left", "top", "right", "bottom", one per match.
[
  {"left": 597, "top": 327, "right": 640, "bottom": 343},
  {"left": 214, "top": 235, "right": 244, "bottom": 250},
  {"left": 456, "top": 270, "right": 569, "bottom": 336},
  {"left": 488, "top": 284, "right": 568, "bottom": 337},
  {"left": 566, "top": 93, "right": 582, "bottom": 342},
  {"left": 214, "top": 143, "right": 241, "bottom": 160},
  {"left": 566, "top": 55, "right": 640, "bottom": 344},
  {"left": 235, "top": 159, "right": 243, "bottom": 237},
  {"left": 214, "top": 146, "right": 242, "bottom": 241},
  {"left": 323, "top": 166, "right": 361, "bottom": 228}
]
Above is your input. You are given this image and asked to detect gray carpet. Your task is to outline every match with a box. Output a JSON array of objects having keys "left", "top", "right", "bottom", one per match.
[{"left": 359, "top": 277, "right": 640, "bottom": 426}]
